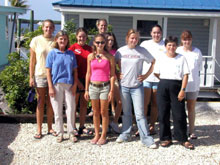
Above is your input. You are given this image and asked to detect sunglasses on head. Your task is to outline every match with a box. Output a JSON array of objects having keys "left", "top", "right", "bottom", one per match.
[{"left": 95, "top": 41, "right": 105, "bottom": 45}]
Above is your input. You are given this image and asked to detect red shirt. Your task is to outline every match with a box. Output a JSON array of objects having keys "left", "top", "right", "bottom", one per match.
[{"left": 69, "top": 43, "right": 92, "bottom": 79}]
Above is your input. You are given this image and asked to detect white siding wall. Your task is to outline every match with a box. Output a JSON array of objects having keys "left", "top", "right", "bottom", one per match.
[
  {"left": 109, "top": 16, "right": 133, "bottom": 47},
  {"left": 167, "top": 18, "right": 209, "bottom": 55}
]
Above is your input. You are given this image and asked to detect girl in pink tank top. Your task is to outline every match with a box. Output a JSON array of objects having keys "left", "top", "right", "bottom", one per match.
[{"left": 84, "top": 34, "right": 115, "bottom": 145}]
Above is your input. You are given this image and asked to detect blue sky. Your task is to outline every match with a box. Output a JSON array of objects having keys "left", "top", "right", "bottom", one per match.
[{"left": 1, "top": 0, "right": 61, "bottom": 21}]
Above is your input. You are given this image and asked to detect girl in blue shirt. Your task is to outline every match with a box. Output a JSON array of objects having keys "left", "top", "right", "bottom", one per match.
[{"left": 46, "top": 31, "right": 78, "bottom": 143}]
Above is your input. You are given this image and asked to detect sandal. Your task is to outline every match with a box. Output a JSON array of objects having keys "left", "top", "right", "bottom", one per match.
[
  {"left": 73, "top": 128, "right": 79, "bottom": 137},
  {"left": 160, "top": 140, "right": 173, "bottom": 147},
  {"left": 97, "top": 139, "right": 107, "bottom": 145},
  {"left": 135, "top": 131, "right": 139, "bottom": 137},
  {"left": 70, "top": 134, "right": 78, "bottom": 143},
  {"left": 182, "top": 141, "right": 195, "bottom": 150},
  {"left": 149, "top": 126, "right": 156, "bottom": 135},
  {"left": 34, "top": 134, "right": 42, "bottom": 139},
  {"left": 78, "top": 126, "right": 93, "bottom": 135},
  {"left": 47, "top": 130, "right": 58, "bottom": 137},
  {"left": 189, "top": 133, "right": 197, "bottom": 140}
]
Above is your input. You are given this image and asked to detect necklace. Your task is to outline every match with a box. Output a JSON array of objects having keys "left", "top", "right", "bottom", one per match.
[{"left": 95, "top": 54, "right": 102, "bottom": 62}]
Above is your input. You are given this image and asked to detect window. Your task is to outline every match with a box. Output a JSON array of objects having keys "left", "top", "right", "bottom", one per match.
[
  {"left": 84, "top": 18, "right": 98, "bottom": 31},
  {"left": 137, "top": 20, "right": 158, "bottom": 43}
]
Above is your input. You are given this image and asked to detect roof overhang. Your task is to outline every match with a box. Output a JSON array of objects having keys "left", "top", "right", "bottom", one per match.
[
  {"left": 0, "top": 5, "right": 26, "bottom": 15},
  {"left": 53, "top": 5, "right": 220, "bottom": 18}
]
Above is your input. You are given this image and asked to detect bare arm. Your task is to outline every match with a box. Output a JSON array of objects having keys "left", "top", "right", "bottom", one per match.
[
  {"left": 84, "top": 54, "right": 92, "bottom": 101},
  {"left": 46, "top": 68, "right": 55, "bottom": 97},
  {"left": 108, "top": 56, "right": 115, "bottom": 102},
  {"left": 178, "top": 74, "right": 188, "bottom": 101},
  {"left": 138, "top": 59, "right": 155, "bottom": 82},
  {"left": 29, "top": 48, "right": 36, "bottom": 87},
  {"left": 71, "top": 68, "right": 78, "bottom": 96}
]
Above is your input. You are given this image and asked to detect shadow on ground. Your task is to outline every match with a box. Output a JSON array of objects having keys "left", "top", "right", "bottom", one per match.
[{"left": 0, "top": 124, "right": 20, "bottom": 165}]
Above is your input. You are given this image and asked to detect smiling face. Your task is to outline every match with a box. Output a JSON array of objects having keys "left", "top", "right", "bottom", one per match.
[
  {"left": 97, "top": 20, "right": 107, "bottom": 34},
  {"left": 182, "top": 38, "right": 192, "bottom": 50},
  {"left": 42, "top": 21, "right": 55, "bottom": 38},
  {"left": 166, "top": 42, "right": 177, "bottom": 55},
  {"left": 56, "top": 35, "right": 68, "bottom": 51},
  {"left": 77, "top": 31, "right": 87, "bottom": 46},
  {"left": 94, "top": 36, "right": 106, "bottom": 52},
  {"left": 127, "top": 33, "right": 139, "bottom": 48},
  {"left": 151, "top": 26, "right": 162, "bottom": 43}
]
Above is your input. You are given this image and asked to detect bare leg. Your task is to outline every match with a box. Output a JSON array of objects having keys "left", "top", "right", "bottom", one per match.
[
  {"left": 149, "top": 89, "right": 158, "bottom": 131},
  {"left": 36, "top": 88, "right": 46, "bottom": 135},
  {"left": 98, "top": 99, "right": 109, "bottom": 143},
  {"left": 113, "top": 84, "right": 122, "bottom": 123},
  {"left": 144, "top": 88, "right": 152, "bottom": 117},
  {"left": 74, "top": 93, "right": 80, "bottom": 129},
  {"left": 91, "top": 99, "right": 100, "bottom": 143},
  {"left": 46, "top": 88, "right": 54, "bottom": 133},
  {"left": 187, "top": 99, "right": 196, "bottom": 134},
  {"left": 79, "top": 92, "right": 88, "bottom": 128}
]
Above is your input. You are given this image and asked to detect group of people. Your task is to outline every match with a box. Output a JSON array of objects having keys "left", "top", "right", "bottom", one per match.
[{"left": 29, "top": 18, "right": 202, "bottom": 150}]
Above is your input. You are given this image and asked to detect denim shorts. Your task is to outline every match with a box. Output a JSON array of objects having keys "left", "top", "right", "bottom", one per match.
[
  {"left": 89, "top": 84, "right": 110, "bottom": 100},
  {"left": 35, "top": 76, "right": 48, "bottom": 88},
  {"left": 185, "top": 91, "right": 199, "bottom": 100},
  {"left": 143, "top": 81, "right": 158, "bottom": 90}
]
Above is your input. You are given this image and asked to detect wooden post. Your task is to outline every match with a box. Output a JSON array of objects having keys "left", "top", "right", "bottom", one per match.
[{"left": 30, "top": 10, "right": 34, "bottom": 32}]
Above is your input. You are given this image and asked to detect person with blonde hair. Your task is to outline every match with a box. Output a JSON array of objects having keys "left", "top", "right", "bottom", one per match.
[
  {"left": 29, "top": 19, "right": 56, "bottom": 139},
  {"left": 46, "top": 30, "right": 78, "bottom": 143},
  {"left": 115, "top": 29, "right": 157, "bottom": 149},
  {"left": 176, "top": 30, "right": 203, "bottom": 140}
]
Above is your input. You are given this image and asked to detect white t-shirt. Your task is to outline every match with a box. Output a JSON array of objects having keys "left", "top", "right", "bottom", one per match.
[
  {"left": 115, "top": 45, "right": 154, "bottom": 88},
  {"left": 154, "top": 53, "right": 190, "bottom": 80},
  {"left": 140, "top": 39, "right": 166, "bottom": 82},
  {"left": 176, "top": 46, "right": 203, "bottom": 92}
]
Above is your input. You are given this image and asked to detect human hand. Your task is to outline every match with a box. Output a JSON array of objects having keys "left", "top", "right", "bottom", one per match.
[{"left": 178, "top": 90, "right": 185, "bottom": 101}]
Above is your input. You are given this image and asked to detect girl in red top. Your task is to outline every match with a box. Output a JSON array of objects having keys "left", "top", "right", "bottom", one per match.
[{"left": 69, "top": 28, "right": 93, "bottom": 136}]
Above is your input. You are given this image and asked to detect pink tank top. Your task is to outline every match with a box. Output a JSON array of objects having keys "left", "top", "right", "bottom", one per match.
[{"left": 90, "top": 59, "right": 110, "bottom": 82}]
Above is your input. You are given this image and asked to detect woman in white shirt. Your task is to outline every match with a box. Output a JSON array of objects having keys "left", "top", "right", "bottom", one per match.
[
  {"left": 176, "top": 30, "right": 203, "bottom": 139},
  {"left": 154, "top": 36, "right": 194, "bottom": 150},
  {"left": 140, "top": 24, "right": 165, "bottom": 135}
]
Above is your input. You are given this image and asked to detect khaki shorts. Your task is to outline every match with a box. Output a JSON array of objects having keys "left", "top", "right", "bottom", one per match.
[
  {"left": 35, "top": 77, "right": 48, "bottom": 88},
  {"left": 89, "top": 84, "right": 110, "bottom": 100}
]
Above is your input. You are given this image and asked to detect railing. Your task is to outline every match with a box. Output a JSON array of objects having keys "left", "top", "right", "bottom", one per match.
[{"left": 200, "top": 56, "right": 220, "bottom": 88}]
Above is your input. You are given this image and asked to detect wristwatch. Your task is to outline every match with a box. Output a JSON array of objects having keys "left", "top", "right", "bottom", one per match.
[{"left": 181, "top": 88, "right": 186, "bottom": 91}]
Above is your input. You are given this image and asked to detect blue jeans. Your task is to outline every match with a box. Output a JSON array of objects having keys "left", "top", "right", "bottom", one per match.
[{"left": 119, "top": 85, "right": 154, "bottom": 147}]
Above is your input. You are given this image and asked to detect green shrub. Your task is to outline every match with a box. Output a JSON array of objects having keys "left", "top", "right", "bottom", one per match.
[{"left": 0, "top": 52, "right": 36, "bottom": 114}]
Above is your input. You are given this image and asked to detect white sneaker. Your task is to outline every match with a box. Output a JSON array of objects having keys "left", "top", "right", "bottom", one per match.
[
  {"left": 116, "top": 137, "right": 125, "bottom": 143},
  {"left": 116, "top": 136, "right": 131, "bottom": 143},
  {"left": 148, "top": 143, "right": 158, "bottom": 149},
  {"left": 110, "top": 121, "right": 120, "bottom": 134}
]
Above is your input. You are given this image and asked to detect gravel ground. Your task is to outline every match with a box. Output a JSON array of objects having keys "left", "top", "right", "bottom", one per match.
[{"left": 0, "top": 102, "right": 220, "bottom": 165}]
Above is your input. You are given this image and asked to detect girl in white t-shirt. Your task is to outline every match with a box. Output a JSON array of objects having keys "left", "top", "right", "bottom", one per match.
[
  {"left": 176, "top": 30, "right": 203, "bottom": 140},
  {"left": 154, "top": 36, "right": 194, "bottom": 150},
  {"left": 140, "top": 24, "right": 166, "bottom": 135}
]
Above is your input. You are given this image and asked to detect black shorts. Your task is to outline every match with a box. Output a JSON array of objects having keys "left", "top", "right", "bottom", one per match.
[{"left": 77, "top": 78, "right": 86, "bottom": 93}]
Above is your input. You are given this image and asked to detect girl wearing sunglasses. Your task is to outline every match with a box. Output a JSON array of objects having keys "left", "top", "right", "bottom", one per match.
[{"left": 84, "top": 34, "right": 115, "bottom": 145}]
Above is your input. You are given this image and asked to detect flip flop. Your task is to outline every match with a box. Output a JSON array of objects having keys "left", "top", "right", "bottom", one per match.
[
  {"left": 34, "top": 134, "right": 42, "bottom": 139},
  {"left": 181, "top": 141, "right": 195, "bottom": 150},
  {"left": 78, "top": 126, "right": 93, "bottom": 135},
  {"left": 47, "top": 131, "right": 58, "bottom": 137}
]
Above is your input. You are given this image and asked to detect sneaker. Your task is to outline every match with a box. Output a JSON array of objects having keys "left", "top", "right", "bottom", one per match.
[
  {"left": 56, "top": 134, "right": 63, "bottom": 143},
  {"left": 110, "top": 121, "right": 120, "bottom": 134},
  {"left": 148, "top": 143, "right": 158, "bottom": 149},
  {"left": 116, "top": 136, "right": 131, "bottom": 143}
]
